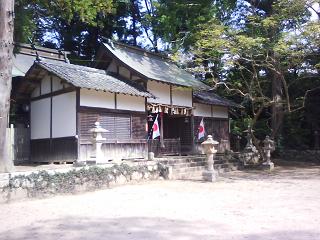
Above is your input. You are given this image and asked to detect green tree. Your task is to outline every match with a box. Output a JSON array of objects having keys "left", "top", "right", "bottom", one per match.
[
  {"left": 14, "top": 0, "right": 129, "bottom": 62},
  {"left": 189, "top": 0, "right": 319, "bottom": 146}
]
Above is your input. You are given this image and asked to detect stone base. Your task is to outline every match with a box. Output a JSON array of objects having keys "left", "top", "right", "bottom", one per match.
[
  {"left": 73, "top": 160, "right": 97, "bottom": 167},
  {"left": 261, "top": 161, "right": 274, "bottom": 171},
  {"left": 202, "top": 170, "right": 218, "bottom": 182}
]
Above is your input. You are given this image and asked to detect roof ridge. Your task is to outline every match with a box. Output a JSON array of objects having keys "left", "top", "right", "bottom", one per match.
[
  {"left": 107, "top": 40, "right": 172, "bottom": 61},
  {"left": 40, "top": 60, "right": 107, "bottom": 74}
]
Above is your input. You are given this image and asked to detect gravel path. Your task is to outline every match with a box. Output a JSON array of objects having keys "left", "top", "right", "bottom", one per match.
[{"left": 1, "top": 162, "right": 320, "bottom": 240}]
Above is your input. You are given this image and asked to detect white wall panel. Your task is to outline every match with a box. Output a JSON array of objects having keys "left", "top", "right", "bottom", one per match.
[
  {"left": 80, "top": 89, "right": 115, "bottom": 109},
  {"left": 52, "top": 92, "right": 76, "bottom": 138},
  {"left": 41, "top": 75, "right": 51, "bottom": 95},
  {"left": 31, "top": 98, "right": 50, "bottom": 139},
  {"left": 119, "top": 66, "right": 130, "bottom": 79},
  {"left": 117, "top": 94, "right": 145, "bottom": 111},
  {"left": 147, "top": 81, "right": 170, "bottom": 105},
  {"left": 212, "top": 106, "right": 228, "bottom": 118},
  {"left": 193, "top": 103, "right": 228, "bottom": 118},
  {"left": 52, "top": 76, "right": 64, "bottom": 92},
  {"left": 172, "top": 87, "right": 192, "bottom": 107},
  {"left": 107, "top": 60, "right": 117, "bottom": 73},
  {"left": 193, "top": 103, "right": 212, "bottom": 117},
  {"left": 31, "top": 86, "right": 40, "bottom": 98}
]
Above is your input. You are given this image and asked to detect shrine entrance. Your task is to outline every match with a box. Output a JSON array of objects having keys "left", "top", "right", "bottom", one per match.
[{"left": 147, "top": 103, "right": 194, "bottom": 156}]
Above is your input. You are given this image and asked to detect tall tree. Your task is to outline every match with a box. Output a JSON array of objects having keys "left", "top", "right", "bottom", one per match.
[
  {"left": 0, "top": 0, "right": 15, "bottom": 172},
  {"left": 188, "top": 0, "right": 319, "bottom": 145},
  {"left": 14, "top": 0, "right": 127, "bottom": 62}
]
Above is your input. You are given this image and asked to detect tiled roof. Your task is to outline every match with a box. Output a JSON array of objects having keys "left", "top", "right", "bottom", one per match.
[
  {"left": 102, "top": 41, "right": 210, "bottom": 90},
  {"left": 34, "top": 61, "right": 154, "bottom": 98},
  {"left": 193, "top": 90, "right": 240, "bottom": 107},
  {"left": 12, "top": 43, "right": 68, "bottom": 77}
]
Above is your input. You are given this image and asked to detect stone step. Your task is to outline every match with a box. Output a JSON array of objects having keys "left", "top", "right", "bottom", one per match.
[
  {"left": 171, "top": 161, "right": 206, "bottom": 169},
  {"left": 172, "top": 163, "right": 239, "bottom": 175},
  {"left": 157, "top": 157, "right": 205, "bottom": 165},
  {"left": 158, "top": 157, "right": 238, "bottom": 166},
  {"left": 171, "top": 162, "right": 240, "bottom": 180}
]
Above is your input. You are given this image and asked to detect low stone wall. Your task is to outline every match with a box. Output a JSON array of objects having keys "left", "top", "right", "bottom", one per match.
[
  {"left": 0, "top": 161, "right": 169, "bottom": 203},
  {"left": 279, "top": 150, "right": 320, "bottom": 162}
]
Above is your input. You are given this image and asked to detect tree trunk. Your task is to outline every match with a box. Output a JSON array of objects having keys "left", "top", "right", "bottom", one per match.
[
  {"left": 0, "top": 0, "right": 15, "bottom": 172},
  {"left": 271, "top": 69, "right": 284, "bottom": 140}
]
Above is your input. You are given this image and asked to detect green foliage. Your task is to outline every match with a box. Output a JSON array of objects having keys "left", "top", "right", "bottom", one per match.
[{"left": 188, "top": 0, "right": 319, "bottom": 146}]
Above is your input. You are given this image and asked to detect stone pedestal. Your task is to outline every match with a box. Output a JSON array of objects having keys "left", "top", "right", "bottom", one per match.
[
  {"left": 262, "top": 135, "right": 275, "bottom": 171},
  {"left": 148, "top": 152, "right": 155, "bottom": 161},
  {"left": 201, "top": 135, "right": 219, "bottom": 182},
  {"left": 202, "top": 170, "right": 219, "bottom": 182},
  {"left": 261, "top": 161, "right": 274, "bottom": 171},
  {"left": 88, "top": 122, "right": 108, "bottom": 164}
]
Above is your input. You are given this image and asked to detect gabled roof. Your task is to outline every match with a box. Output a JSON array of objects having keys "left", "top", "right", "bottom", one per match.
[
  {"left": 101, "top": 41, "right": 210, "bottom": 90},
  {"left": 12, "top": 43, "right": 69, "bottom": 77},
  {"left": 193, "top": 90, "right": 240, "bottom": 108},
  {"left": 27, "top": 61, "right": 154, "bottom": 98}
]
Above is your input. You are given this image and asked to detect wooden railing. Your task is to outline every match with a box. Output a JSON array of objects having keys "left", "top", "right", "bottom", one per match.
[
  {"left": 79, "top": 139, "right": 148, "bottom": 162},
  {"left": 148, "top": 138, "right": 181, "bottom": 156}
]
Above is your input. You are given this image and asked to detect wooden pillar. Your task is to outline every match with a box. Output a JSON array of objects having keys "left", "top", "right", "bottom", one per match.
[
  {"left": 160, "top": 112, "right": 165, "bottom": 148},
  {"left": 191, "top": 115, "right": 195, "bottom": 154}
]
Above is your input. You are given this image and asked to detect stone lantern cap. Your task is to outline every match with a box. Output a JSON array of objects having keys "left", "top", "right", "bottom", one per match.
[
  {"left": 89, "top": 122, "right": 109, "bottom": 133},
  {"left": 201, "top": 135, "right": 219, "bottom": 154},
  {"left": 263, "top": 135, "right": 275, "bottom": 151}
]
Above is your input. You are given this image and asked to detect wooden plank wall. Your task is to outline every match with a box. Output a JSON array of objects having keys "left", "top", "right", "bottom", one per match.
[
  {"left": 6, "top": 127, "right": 30, "bottom": 164},
  {"left": 79, "top": 140, "right": 148, "bottom": 162},
  {"left": 78, "top": 110, "right": 148, "bottom": 161},
  {"left": 194, "top": 116, "right": 230, "bottom": 153},
  {"left": 30, "top": 137, "right": 77, "bottom": 163}
]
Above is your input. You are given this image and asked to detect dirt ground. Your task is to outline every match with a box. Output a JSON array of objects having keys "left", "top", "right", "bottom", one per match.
[{"left": 1, "top": 161, "right": 320, "bottom": 240}]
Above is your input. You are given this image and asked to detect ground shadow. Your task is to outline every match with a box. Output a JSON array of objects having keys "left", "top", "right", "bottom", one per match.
[
  {"left": 180, "top": 160, "right": 320, "bottom": 182},
  {"left": 0, "top": 216, "right": 319, "bottom": 240},
  {"left": 182, "top": 160, "right": 320, "bottom": 183}
]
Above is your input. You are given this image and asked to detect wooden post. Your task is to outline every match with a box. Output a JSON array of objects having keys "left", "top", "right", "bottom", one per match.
[
  {"left": 160, "top": 112, "right": 165, "bottom": 149},
  {"left": 0, "top": 0, "right": 15, "bottom": 172}
]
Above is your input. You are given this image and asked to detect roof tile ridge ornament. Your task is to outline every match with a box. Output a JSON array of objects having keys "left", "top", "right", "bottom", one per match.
[
  {"left": 31, "top": 43, "right": 43, "bottom": 62},
  {"left": 103, "top": 37, "right": 115, "bottom": 49}
]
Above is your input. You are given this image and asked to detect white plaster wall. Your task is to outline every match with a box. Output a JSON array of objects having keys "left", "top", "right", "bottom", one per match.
[
  {"left": 193, "top": 103, "right": 229, "bottom": 118},
  {"left": 147, "top": 81, "right": 170, "bottom": 105},
  {"left": 41, "top": 75, "right": 51, "bottom": 95},
  {"left": 31, "top": 85, "right": 40, "bottom": 98},
  {"left": 117, "top": 94, "right": 145, "bottom": 111},
  {"left": 119, "top": 66, "right": 130, "bottom": 79},
  {"left": 52, "top": 92, "right": 76, "bottom": 138},
  {"left": 212, "top": 106, "right": 228, "bottom": 118},
  {"left": 80, "top": 89, "right": 115, "bottom": 109},
  {"left": 52, "top": 76, "right": 64, "bottom": 92},
  {"left": 172, "top": 87, "right": 192, "bottom": 107},
  {"left": 132, "top": 75, "right": 140, "bottom": 80},
  {"left": 193, "top": 103, "right": 212, "bottom": 117},
  {"left": 31, "top": 98, "right": 51, "bottom": 139},
  {"left": 107, "top": 60, "right": 117, "bottom": 73}
]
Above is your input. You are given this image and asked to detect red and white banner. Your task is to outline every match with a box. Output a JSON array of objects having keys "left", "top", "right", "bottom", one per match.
[
  {"left": 152, "top": 115, "right": 160, "bottom": 139},
  {"left": 198, "top": 118, "right": 205, "bottom": 140}
]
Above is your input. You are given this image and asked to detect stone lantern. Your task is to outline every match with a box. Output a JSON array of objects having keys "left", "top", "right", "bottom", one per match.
[
  {"left": 238, "top": 126, "right": 260, "bottom": 166},
  {"left": 201, "top": 135, "right": 219, "bottom": 182},
  {"left": 262, "top": 135, "right": 275, "bottom": 170},
  {"left": 89, "top": 122, "right": 108, "bottom": 164}
]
